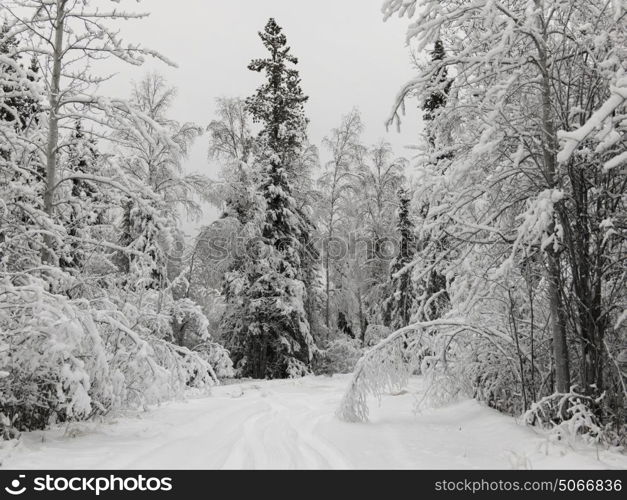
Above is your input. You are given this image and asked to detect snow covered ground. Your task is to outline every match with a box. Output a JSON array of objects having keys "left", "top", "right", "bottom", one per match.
[{"left": 1, "top": 375, "right": 626, "bottom": 470}]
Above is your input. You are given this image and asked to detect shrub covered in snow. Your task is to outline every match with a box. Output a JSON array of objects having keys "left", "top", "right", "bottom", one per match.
[
  {"left": 523, "top": 390, "right": 606, "bottom": 445},
  {"left": 0, "top": 277, "right": 219, "bottom": 436}
]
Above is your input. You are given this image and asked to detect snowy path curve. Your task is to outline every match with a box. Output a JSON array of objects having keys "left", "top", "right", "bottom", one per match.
[{"left": 2, "top": 376, "right": 626, "bottom": 469}]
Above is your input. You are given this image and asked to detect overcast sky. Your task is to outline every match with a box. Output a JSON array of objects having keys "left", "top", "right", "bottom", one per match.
[{"left": 100, "top": 0, "right": 421, "bottom": 230}]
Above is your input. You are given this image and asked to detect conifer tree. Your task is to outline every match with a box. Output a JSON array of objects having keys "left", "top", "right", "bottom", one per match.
[
  {"left": 422, "top": 41, "right": 451, "bottom": 125},
  {"left": 59, "top": 121, "right": 101, "bottom": 272},
  {"left": 0, "top": 21, "right": 41, "bottom": 156},
  {"left": 223, "top": 18, "right": 315, "bottom": 378},
  {"left": 383, "top": 188, "right": 417, "bottom": 329}
]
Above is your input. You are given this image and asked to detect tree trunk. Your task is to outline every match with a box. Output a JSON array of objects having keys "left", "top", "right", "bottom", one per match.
[
  {"left": 567, "top": 164, "right": 605, "bottom": 396},
  {"left": 43, "top": 0, "right": 66, "bottom": 263},
  {"left": 325, "top": 228, "right": 331, "bottom": 330},
  {"left": 258, "top": 334, "right": 268, "bottom": 379},
  {"left": 357, "top": 289, "right": 366, "bottom": 343},
  {"left": 534, "top": 1, "right": 571, "bottom": 394},
  {"left": 547, "top": 252, "right": 570, "bottom": 393}
]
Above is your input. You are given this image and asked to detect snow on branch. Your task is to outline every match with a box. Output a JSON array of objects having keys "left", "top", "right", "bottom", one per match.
[{"left": 557, "top": 74, "right": 627, "bottom": 169}]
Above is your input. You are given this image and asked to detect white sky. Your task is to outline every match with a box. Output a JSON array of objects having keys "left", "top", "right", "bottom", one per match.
[{"left": 98, "top": 0, "right": 422, "bottom": 231}]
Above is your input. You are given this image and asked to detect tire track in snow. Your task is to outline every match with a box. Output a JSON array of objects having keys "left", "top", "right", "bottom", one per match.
[
  {"left": 264, "top": 398, "right": 350, "bottom": 469},
  {"left": 215, "top": 385, "right": 350, "bottom": 469},
  {"left": 111, "top": 397, "right": 262, "bottom": 468},
  {"left": 220, "top": 402, "right": 273, "bottom": 469}
]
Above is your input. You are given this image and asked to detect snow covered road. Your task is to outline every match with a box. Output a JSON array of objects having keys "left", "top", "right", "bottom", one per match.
[{"left": 2, "top": 376, "right": 626, "bottom": 470}]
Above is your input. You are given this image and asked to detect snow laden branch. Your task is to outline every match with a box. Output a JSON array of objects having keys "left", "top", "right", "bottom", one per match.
[
  {"left": 337, "top": 319, "right": 514, "bottom": 422},
  {"left": 557, "top": 73, "right": 627, "bottom": 171}
]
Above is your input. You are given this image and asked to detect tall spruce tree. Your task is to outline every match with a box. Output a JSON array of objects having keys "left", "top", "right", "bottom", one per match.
[{"left": 223, "top": 18, "right": 315, "bottom": 378}]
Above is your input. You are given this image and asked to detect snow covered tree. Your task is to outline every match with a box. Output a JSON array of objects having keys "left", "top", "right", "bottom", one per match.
[
  {"left": 113, "top": 73, "right": 205, "bottom": 290},
  {"left": 222, "top": 18, "right": 316, "bottom": 379},
  {"left": 319, "top": 109, "right": 365, "bottom": 331},
  {"left": 207, "top": 97, "right": 259, "bottom": 223},
  {"left": 205, "top": 98, "right": 266, "bottom": 361},
  {"left": 119, "top": 73, "right": 205, "bottom": 217},
  {"left": 354, "top": 142, "right": 406, "bottom": 326}
]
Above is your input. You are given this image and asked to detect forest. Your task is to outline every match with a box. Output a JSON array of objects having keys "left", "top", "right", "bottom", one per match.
[{"left": 0, "top": 0, "right": 626, "bottom": 460}]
